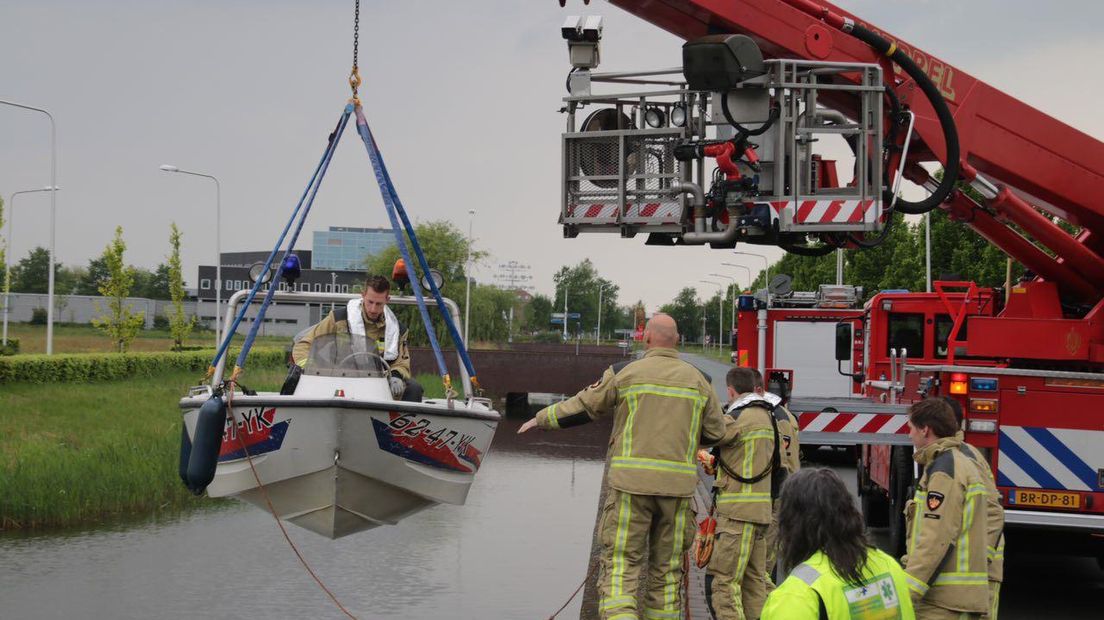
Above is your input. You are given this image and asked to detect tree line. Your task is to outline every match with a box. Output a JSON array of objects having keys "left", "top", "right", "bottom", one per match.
[
  {"left": 2, "top": 246, "right": 176, "bottom": 300},
  {"left": 660, "top": 208, "right": 1040, "bottom": 344}
]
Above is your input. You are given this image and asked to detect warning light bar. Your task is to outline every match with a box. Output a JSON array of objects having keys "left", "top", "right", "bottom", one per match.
[
  {"left": 969, "top": 398, "right": 998, "bottom": 414},
  {"left": 969, "top": 377, "right": 998, "bottom": 392},
  {"left": 950, "top": 372, "right": 968, "bottom": 395},
  {"left": 967, "top": 419, "right": 998, "bottom": 433}
]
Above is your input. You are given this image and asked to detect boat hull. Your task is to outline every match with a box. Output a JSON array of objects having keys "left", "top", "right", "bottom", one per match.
[{"left": 180, "top": 394, "right": 499, "bottom": 539}]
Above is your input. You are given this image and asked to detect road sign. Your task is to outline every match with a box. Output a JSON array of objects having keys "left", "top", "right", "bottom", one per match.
[{"left": 551, "top": 312, "right": 582, "bottom": 320}]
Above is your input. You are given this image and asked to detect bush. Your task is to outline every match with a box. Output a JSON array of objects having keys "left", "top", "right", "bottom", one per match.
[
  {"left": 30, "top": 308, "right": 47, "bottom": 325},
  {"left": 0, "top": 347, "right": 286, "bottom": 384},
  {"left": 533, "top": 331, "right": 565, "bottom": 344},
  {"left": 0, "top": 338, "right": 18, "bottom": 356},
  {"left": 152, "top": 314, "right": 170, "bottom": 330}
]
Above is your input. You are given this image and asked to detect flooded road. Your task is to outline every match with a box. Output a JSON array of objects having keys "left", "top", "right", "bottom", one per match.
[{"left": 0, "top": 418, "right": 610, "bottom": 620}]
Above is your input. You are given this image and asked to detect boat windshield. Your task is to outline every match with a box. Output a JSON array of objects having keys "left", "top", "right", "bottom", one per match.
[{"left": 303, "top": 333, "right": 389, "bottom": 378}]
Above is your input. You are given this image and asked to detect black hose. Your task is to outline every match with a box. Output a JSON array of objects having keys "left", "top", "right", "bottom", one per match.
[
  {"left": 721, "top": 95, "right": 781, "bottom": 137},
  {"left": 849, "top": 24, "right": 959, "bottom": 214}
]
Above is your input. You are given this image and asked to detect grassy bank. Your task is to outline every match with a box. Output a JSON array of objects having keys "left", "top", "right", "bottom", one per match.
[
  {"left": 6, "top": 323, "right": 287, "bottom": 355},
  {"left": 1, "top": 366, "right": 449, "bottom": 531}
]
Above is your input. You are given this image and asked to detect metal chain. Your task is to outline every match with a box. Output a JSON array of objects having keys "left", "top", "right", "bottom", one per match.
[
  {"left": 352, "top": 0, "right": 359, "bottom": 72},
  {"left": 349, "top": 0, "right": 361, "bottom": 104}
]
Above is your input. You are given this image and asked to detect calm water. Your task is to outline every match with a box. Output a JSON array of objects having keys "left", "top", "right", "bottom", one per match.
[{"left": 0, "top": 418, "right": 610, "bottom": 620}]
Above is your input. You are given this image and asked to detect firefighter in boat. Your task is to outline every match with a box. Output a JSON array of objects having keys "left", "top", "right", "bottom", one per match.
[{"left": 290, "top": 274, "right": 423, "bottom": 402}]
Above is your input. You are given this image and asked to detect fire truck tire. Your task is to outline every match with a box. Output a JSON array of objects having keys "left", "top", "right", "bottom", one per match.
[
  {"left": 859, "top": 458, "right": 890, "bottom": 528},
  {"left": 887, "top": 445, "right": 914, "bottom": 557}
]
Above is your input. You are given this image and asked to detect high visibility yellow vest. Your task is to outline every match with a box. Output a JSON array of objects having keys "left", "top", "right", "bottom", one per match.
[{"left": 762, "top": 548, "right": 916, "bottom": 619}]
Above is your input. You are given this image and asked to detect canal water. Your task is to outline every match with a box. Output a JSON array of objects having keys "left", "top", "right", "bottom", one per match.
[{"left": 0, "top": 417, "right": 611, "bottom": 620}]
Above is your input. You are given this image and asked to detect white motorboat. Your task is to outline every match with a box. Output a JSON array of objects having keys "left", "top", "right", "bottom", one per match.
[{"left": 180, "top": 291, "right": 500, "bottom": 539}]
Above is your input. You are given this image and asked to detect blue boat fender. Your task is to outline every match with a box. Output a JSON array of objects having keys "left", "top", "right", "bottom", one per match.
[{"left": 185, "top": 394, "right": 227, "bottom": 495}]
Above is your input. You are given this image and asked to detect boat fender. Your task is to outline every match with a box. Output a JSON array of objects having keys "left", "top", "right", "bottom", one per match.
[
  {"left": 186, "top": 394, "right": 227, "bottom": 495},
  {"left": 178, "top": 424, "right": 193, "bottom": 490}
]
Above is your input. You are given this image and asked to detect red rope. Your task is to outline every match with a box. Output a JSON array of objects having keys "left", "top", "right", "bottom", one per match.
[{"left": 226, "top": 385, "right": 358, "bottom": 620}]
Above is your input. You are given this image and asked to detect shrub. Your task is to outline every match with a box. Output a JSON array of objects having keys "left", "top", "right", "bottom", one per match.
[
  {"left": 0, "top": 338, "right": 18, "bottom": 356},
  {"left": 533, "top": 331, "right": 565, "bottom": 344},
  {"left": 30, "top": 308, "right": 47, "bottom": 325},
  {"left": 152, "top": 314, "right": 170, "bottom": 330},
  {"left": 0, "top": 347, "right": 286, "bottom": 384}
]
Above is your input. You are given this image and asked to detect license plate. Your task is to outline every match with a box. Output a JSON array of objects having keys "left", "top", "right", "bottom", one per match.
[{"left": 1011, "top": 489, "right": 1081, "bottom": 509}]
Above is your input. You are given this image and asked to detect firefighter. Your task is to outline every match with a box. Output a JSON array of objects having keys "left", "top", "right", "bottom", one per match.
[
  {"left": 903, "top": 398, "right": 990, "bottom": 619},
  {"left": 518, "top": 313, "right": 730, "bottom": 620},
  {"left": 289, "top": 275, "right": 422, "bottom": 401},
  {"left": 700, "top": 366, "right": 778, "bottom": 620},
  {"left": 752, "top": 369, "right": 801, "bottom": 589},
  {"left": 941, "top": 397, "right": 1004, "bottom": 619},
  {"left": 761, "top": 467, "right": 916, "bottom": 619}
]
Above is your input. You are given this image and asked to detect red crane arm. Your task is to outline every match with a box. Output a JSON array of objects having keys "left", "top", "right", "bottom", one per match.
[{"left": 606, "top": 0, "right": 1104, "bottom": 300}]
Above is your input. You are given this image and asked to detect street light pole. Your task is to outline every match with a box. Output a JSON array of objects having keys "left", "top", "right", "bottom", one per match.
[
  {"left": 709, "top": 273, "right": 737, "bottom": 346},
  {"left": 3, "top": 187, "right": 59, "bottom": 346},
  {"left": 1, "top": 99, "right": 57, "bottom": 354},
  {"left": 160, "top": 165, "right": 221, "bottom": 348},
  {"left": 464, "top": 209, "right": 475, "bottom": 345},
  {"left": 699, "top": 279, "right": 723, "bottom": 354},
  {"left": 597, "top": 283, "right": 612, "bottom": 345},
  {"left": 562, "top": 284, "right": 569, "bottom": 340}
]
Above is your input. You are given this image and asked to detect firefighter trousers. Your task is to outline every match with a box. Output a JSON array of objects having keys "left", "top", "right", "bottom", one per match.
[
  {"left": 915, "top": 600, "right": 982, "bottom": 620},
  {"left": 706, "top": 516, "right": 768, "bottom": 620},
  {"left": 983, "top": 580, "right": 1000, "bottom": 620},
  {"left": 763, "top": 504, "right": 780, "bottom": 592},
  {"left": 597, "top": 489, "right": 695, "bottom": 620}
]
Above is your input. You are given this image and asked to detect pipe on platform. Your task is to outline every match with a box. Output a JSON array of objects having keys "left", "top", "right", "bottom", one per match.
[{"left": 674, "top": 180, "right": 742, "bottom": 245}]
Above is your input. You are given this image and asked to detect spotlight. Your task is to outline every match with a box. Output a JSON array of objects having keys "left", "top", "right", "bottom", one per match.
[
  {"left": 644, "top": 107, "right": 667, "bottom": 128},
  {"left": 670, "top": 104, "right": 687, "bottom": 127}
]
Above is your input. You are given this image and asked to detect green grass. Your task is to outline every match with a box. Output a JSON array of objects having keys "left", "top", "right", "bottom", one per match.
[
  {"left": 0, "top": 363, "right": 460, "bottom": 531},
  {"left": 6, "top": 323, "right": 287, "bottom": 355},
  {"left": 0, "top": 366, "right": 288, "bottom": 531},
  {"left": 679, "top": 344, "right": 733, "bottom": 363}
]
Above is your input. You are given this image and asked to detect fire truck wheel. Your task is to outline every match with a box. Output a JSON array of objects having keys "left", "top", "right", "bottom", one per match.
[
  {"left": 887, "top": 445, "right": 914, "bottom": 557},
  {"left": 859, "top": 455, "right": 890, "bottom": 527}
]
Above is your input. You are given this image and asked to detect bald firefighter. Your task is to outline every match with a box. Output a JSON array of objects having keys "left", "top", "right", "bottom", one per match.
[
  {"left": 755, "top": 370, "right": 800, "bottom": 589},
  {"left": 903, "top": 398, "right": 990, "bottom": 619},
  {"left": 518, "top": 313, "right": 730, "bottom": 620},
  {"left": 942, "top": 397, "right": 1005, "bottom": 619},
  {"left": 700, "top": 366, "right": 780, "bottom": 620}
]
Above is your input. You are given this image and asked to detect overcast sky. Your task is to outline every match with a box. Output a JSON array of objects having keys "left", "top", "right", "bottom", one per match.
[{"left": 2, "top": 0, "right": 1102, "bottom": 311}]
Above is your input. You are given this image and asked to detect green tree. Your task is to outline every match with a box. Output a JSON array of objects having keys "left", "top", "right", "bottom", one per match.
[
  {"left": 10, "top": 247, "right": 65, "bottom": 293},
  {"left": 166, "top": 223, "right": 196, "bottom": 349},
  {"left": 91, "top": 227, "right": 145, "bottom": 352},
  {"left": 525, "top": 293, "right": 554, "bottom": 332},
  {"left": 75, "top": 255, "right": 110, "bottom": 295},
  {"left": 551, "top": 259, "right": 618, "bottom": 338},
  {"left": 659, "top": 287, "right": 701, "bottom": 343}
]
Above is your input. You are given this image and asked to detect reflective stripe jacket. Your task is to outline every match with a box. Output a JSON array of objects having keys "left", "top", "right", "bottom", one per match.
[
  {"left": 534, "top": 347, "right": 728, "bottom": 497},
  {"left": 761, "top": 548, "right": 916, "bottom": 619},
  {"left": 713, "top": 397, "right": 776, "bottom": 524},
  {"left": 956, "top": 431, "right": 1005, "bottom": 584},
  {"left": 903, "top": 436, "right": 989, "bottom": 612},
  {"left": 291, "top": 307, "right": 412, "bottom": 379}
]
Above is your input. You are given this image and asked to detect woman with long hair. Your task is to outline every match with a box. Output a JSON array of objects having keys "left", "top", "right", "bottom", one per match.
[{"left": 761, "top": 468, "right": 916, "bottom": 619}]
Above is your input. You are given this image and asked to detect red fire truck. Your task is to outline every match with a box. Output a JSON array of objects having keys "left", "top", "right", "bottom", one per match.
[{"left": 556, "top": 0, "right": 1104, "bottom": 563}]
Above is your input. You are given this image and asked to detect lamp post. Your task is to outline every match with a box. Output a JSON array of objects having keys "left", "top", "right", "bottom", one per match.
[
  {"left": 733, "top": 251, "right": 770, "bottom": 376},
  {"left": 708, "top": 272, "right": 737, "bottom": 346},
  {"left": 699, "top": 279, "right": 723, "bottom": 354},
  {"left": 3, "top": 186, "right": 59, "bottom": 346},
  {"left": 1, "top": 99, "right": 57, "bottom": 354},
  {"left": 596, "top": 283, "right": 612, "bottom": 345},
  {"left": 464, "top": 209, "right": 475, "bottom": 345},
  {"left": 160, "top": 164, "right": 221, "bottom": 348},
  {"left": 561, "top": 283, "right": 569, "bottom": 340}
]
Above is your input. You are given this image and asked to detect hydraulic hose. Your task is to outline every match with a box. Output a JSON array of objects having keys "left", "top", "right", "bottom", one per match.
[
  {"left": 720, "top": 97, "right": 781, "bottom": 137},
  {"left": 846, "top": 23, "right": 959, "bottom": 214}
]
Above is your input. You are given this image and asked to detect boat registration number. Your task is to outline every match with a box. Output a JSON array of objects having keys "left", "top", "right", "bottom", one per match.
[
  {"left": 387, "top": 413, "right": 476, "bottom": 451},
  {"left": 1010, "top": 489, "right": 1080, "bottom": 509}
]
